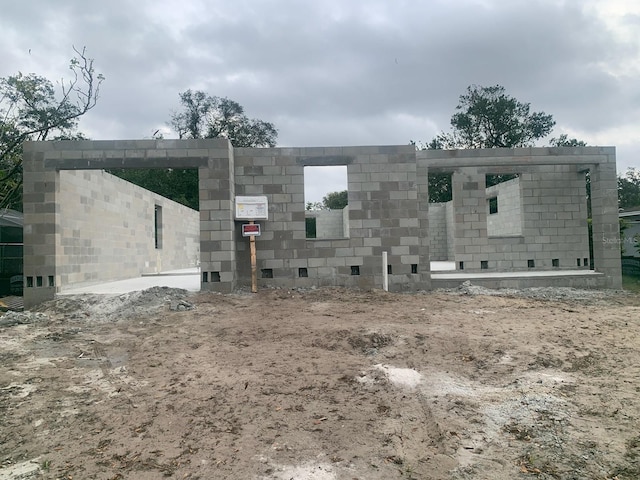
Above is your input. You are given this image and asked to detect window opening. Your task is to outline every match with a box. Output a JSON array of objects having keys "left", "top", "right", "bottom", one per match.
[
  {"left": 427, "top": 172, "right": 453, "bottom": 203},
  {"left": 304, "top": 166, "right": 348, "bottom": 239},
  {"left": 154, "top": 205, "right": 163, "bottom": 249},
  {"left": 488, "top": 197, "right": 498, "bottom": 215}
]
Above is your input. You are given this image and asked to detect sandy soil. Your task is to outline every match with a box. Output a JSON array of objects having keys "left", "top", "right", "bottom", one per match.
[{"left": 1, "top": 285, "right": 639, "bottom": 480}]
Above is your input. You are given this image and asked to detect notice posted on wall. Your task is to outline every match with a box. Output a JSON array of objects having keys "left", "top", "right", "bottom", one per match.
[{"left": 235, "top": 196, "right": 269, "bottom": 220}]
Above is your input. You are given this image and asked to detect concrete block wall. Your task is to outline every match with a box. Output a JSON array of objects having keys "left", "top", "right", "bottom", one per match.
[
  {"left": 450, "top": 167, "right": 489, "bottom": 271},
  {"left": 22, "top": 138, "right": 226, "bottom": 306},
  {"left": 233, "top": 145, "right": 429, "bottom": 291},
  {"left": 22, "top": 140, "right": 621, "bottom": 305},
  {"left": 519, "top": 166, "right": 590, "bottom": 271},
  {"left": 22, "top": 144, "right": 59, "bottom": 305},
  {"left": 198, "top": 142, "right": 238, "bottom": 293},
  {"left": 590, "top": 157, "right": 623, "bottom": 287},
  {"left": 486, "top": 177, "right": 522, "bottom": 237},
  {"left": 342, "top": 206, "right": 350, "bottom": 239},
  {"left": 315, "top": 209, "right": 346, "bottom": 239},
  {"left": 419, "top": 147, "right": 616, "bottom": 280},
  {"left": 445, "top": 201, "right": 455, "bottom": 260},
  {"left": 448, "top": 165, "right": 589, "bottom": 272},
  {"left": 57, "top": 170, "right": 199, "bottom": 289},
  {"left": 428, "top": 203, "right": 448, "bottom": 261}
]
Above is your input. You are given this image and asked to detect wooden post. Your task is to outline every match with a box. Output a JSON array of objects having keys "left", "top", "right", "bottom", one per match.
[{"left": 250, "top": 220, "right": 257, "bottom": 293}]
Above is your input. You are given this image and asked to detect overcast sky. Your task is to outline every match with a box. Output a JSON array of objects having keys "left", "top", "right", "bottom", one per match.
[{"left": 2, "top": 0, "right": 639, "bottom": 203}]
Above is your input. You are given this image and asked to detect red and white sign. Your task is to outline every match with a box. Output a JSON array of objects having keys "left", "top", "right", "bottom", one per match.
[{"left": 242, "top": 224, "right": 261, "bottom": 237}]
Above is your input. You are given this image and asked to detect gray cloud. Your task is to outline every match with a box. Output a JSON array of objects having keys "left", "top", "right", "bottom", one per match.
[{"left": 1, "top": 0, "right": 638, "bottom": 177}]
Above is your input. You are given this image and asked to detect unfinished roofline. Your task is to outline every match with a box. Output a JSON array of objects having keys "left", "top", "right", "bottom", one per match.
[{"left": 418, "top": 146, "right": 615, "bottom": 168}]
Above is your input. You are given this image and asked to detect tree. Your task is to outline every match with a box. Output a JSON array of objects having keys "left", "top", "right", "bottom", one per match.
[
  {"left": 0, "top": 47, "right": 103, "bottom": 210},
  {"left": 430, "top": 84, "right": 555, "bottom": 149},
  {"left": 170, "top": 90, "right": 277, "bottom": 147},
  {"left": 306, "top": 191, "right": 348, "bottom": 211},
  {"left": 427, "top": 172, "right": 454, "bottom": 203},
  {"left": 306, "top": 201, "right": 324, "bottom": 211},
  {"left": 618, "top": 168, "right": 640, "bottom": 210},
  {"left": 323, "top": 190, "right": 348, "bottom": 210},
  {"left": 110, "top": 92, "right": 278, "bottom": 210},
  {"left": 549, "top": 134, "right": 587, "bottom": 147},
  {"left": 421, "top": 85, "right": 592, "bottom": 202},
  {"left": 114, "top": 168, "right": 199, "bottom": 210}
]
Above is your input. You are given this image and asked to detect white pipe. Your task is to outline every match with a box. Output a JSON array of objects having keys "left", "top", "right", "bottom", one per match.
[{"left": 382, "top": 251, "right": 388, "bottom": 291}]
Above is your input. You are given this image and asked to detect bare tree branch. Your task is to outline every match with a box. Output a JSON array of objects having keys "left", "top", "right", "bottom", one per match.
[{"left": 0, "top": 47, "right": 104, "bottom": 209}]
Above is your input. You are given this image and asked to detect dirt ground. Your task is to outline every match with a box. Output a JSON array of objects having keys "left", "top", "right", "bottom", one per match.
[{"left": 1, "top": 284, "right": 639, "bottom": 480}]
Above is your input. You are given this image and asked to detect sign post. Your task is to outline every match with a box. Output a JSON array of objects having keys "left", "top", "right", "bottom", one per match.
[
  {"left": 241, "top": 222, "right": 261, "bottom": 292},
  {"left": 235, "top": 196, "right": 268, "bottom": 294},
  {"left": 249, "top": 221, "right": 257, "bottom": 293}
]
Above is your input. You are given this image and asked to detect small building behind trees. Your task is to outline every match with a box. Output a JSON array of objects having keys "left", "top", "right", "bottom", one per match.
[
  {"left": 0, "top": 209, "right": 23, "bottom": 295},
  {"left": 620, "top": 207, "right": 640, "bottom": 276}
]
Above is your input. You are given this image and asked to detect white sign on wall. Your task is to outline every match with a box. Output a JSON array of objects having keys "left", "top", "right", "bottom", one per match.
[{"left": 235, "top": 196, "right": 269, "bottom": 220}]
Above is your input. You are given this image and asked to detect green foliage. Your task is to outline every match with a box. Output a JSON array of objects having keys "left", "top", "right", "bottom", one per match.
[
  {"left": 421, "top": 84, "right": 559, "bottom": 202},
  {"left": 549, "top": 134, "right": 587, "bottom": 147},
  {"left": 620, "top": 218, "right": 629, "bottom": 255},
  {"left": 111, "top": 91, "right": 278, "bottom": 209},
  {"left": 0, "top": 47, "right": 103, "bottom": 210},
  {"left": 618, "top": 168, "right": 640, "bottom": 210},
  {"left": 430, "top": 84, "right": 555, "bottom": 149},
  {"left": 170, "top": 90, "right": 277, "bottom": 147},
  {"left": 305, "top": 217, "right": 317, "bottom": 238},
  {"left": 305, "top": 191, "right": 348, "bottom": 213},
  {"left": 306, "top": 201, "right": 324, "bottom": 211},
  {"left": 323, "top": 190, "right": 348, "bottom": 210},
  {"left": 622, "top": 274, "right": 640, "bottom": 292},
  {"left": 107, "top": 168, "right": 199, "bottom": 210},
  {"left": 427, "top": 172, "right": 453, "bottom": 203}
]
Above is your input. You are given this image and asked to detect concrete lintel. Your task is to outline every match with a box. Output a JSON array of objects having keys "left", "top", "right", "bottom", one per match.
[
  {"left": 418, "top": 146, "right": 614, "bottom": 168},
  {"left": 297, "top": 155, "right": 354, "bottom": 166},
  {"left": 45, "top": 156, "right": 210, "bottom": 170},
  {"left": 421, "top": 155, "right": 611, "bottom": 169}
]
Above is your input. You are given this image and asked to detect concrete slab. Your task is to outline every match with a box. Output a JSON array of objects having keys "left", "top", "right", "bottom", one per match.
[
  {"left": 142, "top": 268, "right": 200, "bottom": 276},
  {"left": 59, "top": 268, "right": 200, "bottom": 295},
  {"left": 431, "top": 269, "right": 600, "bottom": 279},
  {"left": 55, "top": 265, "right": 603, "bottom": 296},
  {"left": 431, "top": 269, "right": 607, "bottom": 290}
]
